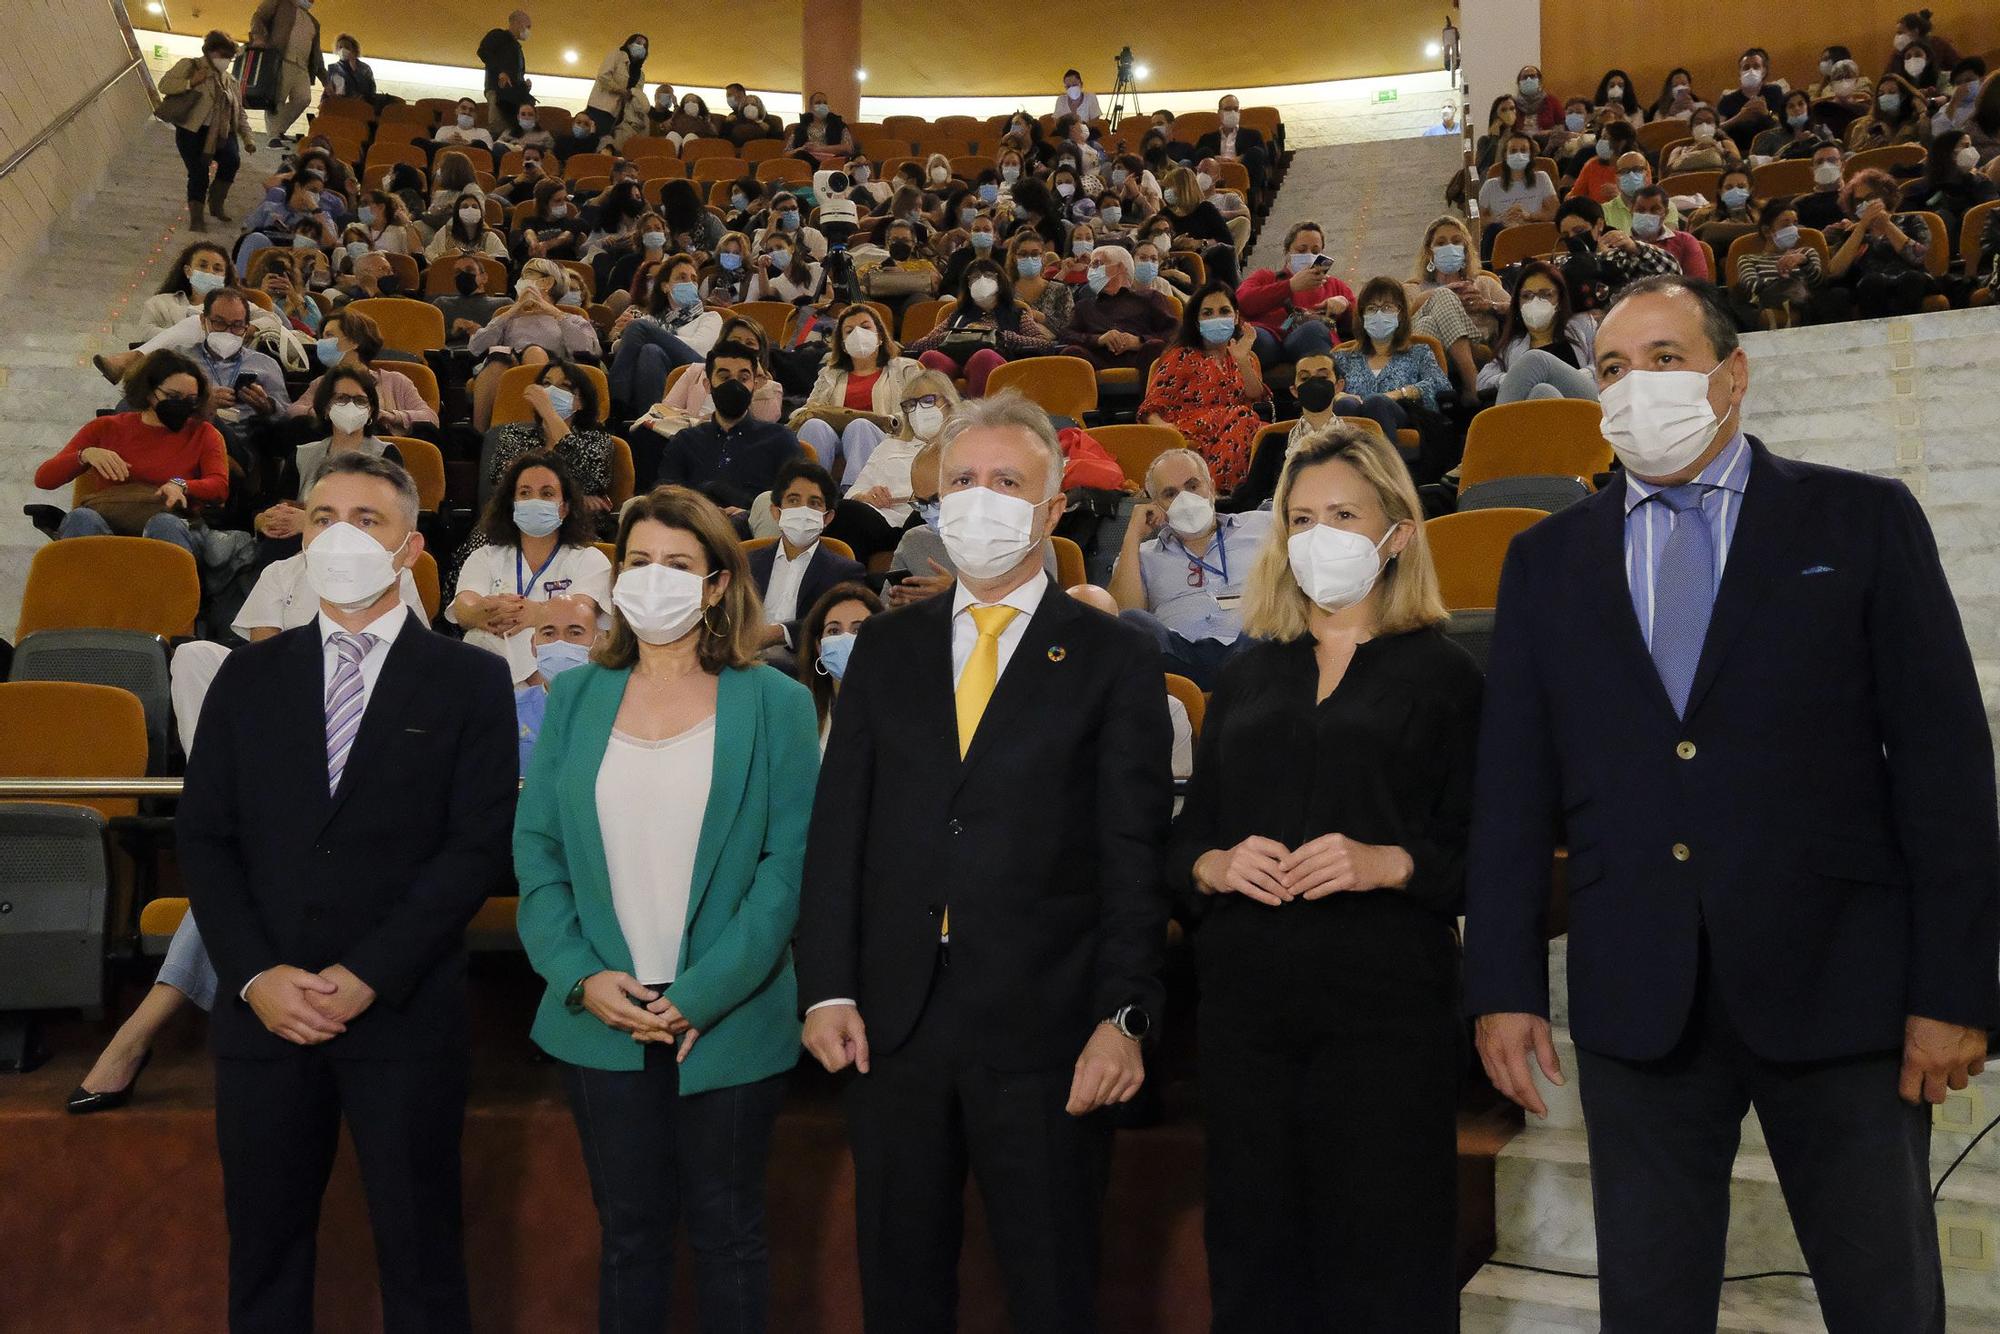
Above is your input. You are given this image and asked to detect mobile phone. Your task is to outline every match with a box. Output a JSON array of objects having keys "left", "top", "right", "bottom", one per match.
[{"left": 234, "top": 373, "right": 258, "bottom": 391}]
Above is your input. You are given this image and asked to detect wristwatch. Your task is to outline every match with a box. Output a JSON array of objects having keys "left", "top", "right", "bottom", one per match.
[
  {"left": 564, "top": 976, "right": 588, "bottom": 1014},
  {"left": 1107, "top": 1004, "right": 1151, "bottom": 1042}
]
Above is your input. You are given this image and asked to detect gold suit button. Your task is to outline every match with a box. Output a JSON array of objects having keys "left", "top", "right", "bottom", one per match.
[
  {"left": 1676, "top": 741, "right": 1697, "bottom": 760},
  {"left": 1672, "top": 843, "right": 1691, "bottom": 862}
]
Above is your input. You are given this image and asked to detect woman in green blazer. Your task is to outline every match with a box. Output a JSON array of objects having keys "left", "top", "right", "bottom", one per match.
[{"left": 514, "top": 486, "right": 820, "bottom": 1334}]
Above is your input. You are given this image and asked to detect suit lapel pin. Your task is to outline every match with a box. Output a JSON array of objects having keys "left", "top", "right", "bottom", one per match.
[{"left": 1047, "top": 645, "right": 1067, "bottom": 663}]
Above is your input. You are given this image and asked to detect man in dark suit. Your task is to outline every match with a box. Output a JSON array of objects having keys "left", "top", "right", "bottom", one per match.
[
  {"left": 1191, "top": 95, "right": 1268, "bottom": 197},
  {"left": 749, "top": 456, "right": 864, "bottom": 661},
  {"left": 180, "top": 454, "right": 519, "bottom": 1334},
  {"left": 798, "top": 390, "right": 1174, "bottom": 1333},
  {"left": 1465, "top": 275, "right": 1996, "bottom": 1333}
]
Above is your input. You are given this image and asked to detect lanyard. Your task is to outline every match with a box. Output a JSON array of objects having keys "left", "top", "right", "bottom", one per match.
[
  {"left": 1177, "top": 523, "right": 1228, "bottom": 586},
  {"left": 516, "top": 544, "right": 559, "bottom": 597}
]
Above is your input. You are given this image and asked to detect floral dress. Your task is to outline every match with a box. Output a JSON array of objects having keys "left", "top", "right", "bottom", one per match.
[{"left": 1140, "top": 346, "right": 1268, "bottom": 493}]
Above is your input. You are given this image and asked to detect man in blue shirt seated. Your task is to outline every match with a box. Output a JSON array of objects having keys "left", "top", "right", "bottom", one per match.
[
  {"left": 1104, "top": 446, "right": 1273, "bottom": 688},
  {"left": 514, "top": 594, "right": 601, "bottom": 770},
  {"left": 651, "top": 340, "right": 802, "bottom": 521}
]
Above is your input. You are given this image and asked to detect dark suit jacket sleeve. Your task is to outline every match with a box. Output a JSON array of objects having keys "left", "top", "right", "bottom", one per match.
[
  {"left": 1165, "top": 660, "right": 1233, "bottom": 912},
  {"left": 339, "top": 648, "right": 520, "bottom": 1008},
  {"left": 1400, "top": 656, "right": 1484, "bottom": 915},
  {"left": 654, "top": 427, "right": 692, "bottom": 488},
  {"left": 785, "top": 552, "right": 865, "bottom": 647},
  {"left": 178, "top": 652, "right": 282, "bottom": 1001},
  {"left": 1870, "top": 482, "right": 2000, "bottom": 1028},
  {"left": 795, "top": 618, "right": 881, "bottom": 1007},
  {"left": 1090, "top": 624, "right": 1175, "bottom": 1022},
  {"left": 1463, "top": 541, "right": 1560, "bottom": 1019}
]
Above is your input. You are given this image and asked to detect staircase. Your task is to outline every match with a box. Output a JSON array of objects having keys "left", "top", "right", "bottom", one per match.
[{"left": 1245, "top": 134, "right": 1465, "bottom": 283}]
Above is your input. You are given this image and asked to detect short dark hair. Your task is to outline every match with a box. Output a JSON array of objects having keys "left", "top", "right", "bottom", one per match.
[
  {"left": 1757, "top": 196, "right": 1794, "bottom": 229},
  {"left": 772, "top": 457, "right": 837, "bottom": 509},
  {"left": 478, "top": 449, "right": 595, "bottom": 547},
  {"left": 1556, "top": 197, "right": 1604, "bottom": 230},
  {"left": 1633, "top": 184, "right": 1668, "bottom": 209},
  {"left": 1175, "top": 279, "right": 1239, "bottom": 348},
  {"left": 311, "top": 452, "right": 420, "bottom": 526},
  {"left": 203, "top": 286, "right": 251, "bottom": 319},
  {"left": 705, "top": 339, "right": 761, "bottom": 377},
  {"left": 312, "top": 364, "right": 380, "bottom": 429},
  {"left": 1355, "top": 276, "right": 1412, "bottom": 351},
  {"left": 336, "top": 33, "right": 359, "bottom": 53},
  {"left": 201, "top": 29, "right": 237, "bottom": 57},
  {"left": 538, "top": 357, "right": 600, "bottom": 429},
  {"left": 1607, "top": 274, "right": 1740, "bottom": 361},
  {"left": 325, "top": 307, "right": 383, "bottom": 361},
  {"left": 129, "top": 349, "right": 210, "bottom": 410}
]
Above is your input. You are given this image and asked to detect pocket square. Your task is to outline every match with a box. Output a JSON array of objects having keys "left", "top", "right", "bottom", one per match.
[
  {"left": 1800, "top": 565, "right": 1836, "bottom": 576},
  {"left": 404, "top": 726, "right": 430, "bottom": 734}
]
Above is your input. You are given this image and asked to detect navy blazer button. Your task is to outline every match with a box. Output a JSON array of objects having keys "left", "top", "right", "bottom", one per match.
[
  {"left": 1676, "top": 741, "right": 1697, "bottom": 760},
  {"left": 948, "top": 818, "right": 963, "bottom": 835},
  {"left": 1672, "top": 842, "right": 1691, "bottom": 862}
]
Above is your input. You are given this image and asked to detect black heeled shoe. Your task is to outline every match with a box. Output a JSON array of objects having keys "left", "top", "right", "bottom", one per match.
[{"left": 65, "top": 1050, "right": 152, "bottom": 1115}]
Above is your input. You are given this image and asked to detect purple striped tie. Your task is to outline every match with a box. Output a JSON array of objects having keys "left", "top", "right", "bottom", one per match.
[{"left": 324, "top": 632, "right": 374, "bottom": 794}]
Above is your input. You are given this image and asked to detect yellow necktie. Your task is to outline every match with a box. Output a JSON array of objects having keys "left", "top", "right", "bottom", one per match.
[{"left": 945, "top": 604, "right": 1019, "bottom": 943}]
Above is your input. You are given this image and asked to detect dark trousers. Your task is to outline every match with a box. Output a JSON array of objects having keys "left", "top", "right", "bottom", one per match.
[
  {"left": 845, "top": 961, "right": 1111, "bottom": 1334},
  {"left": 824, "top": 498, "right": 899, "bottom": 563},
  {"left": 175, "top": 126, "right": 241, "bottom": 204},
  {"left": 1575, "top": 951, "right": 1943, "bottom": 1334},
  {"left": 1196, "top": 913, "right": 1461, "bottom": 1333},
  {"left": 1335, "top": 392, "right": 1411, "bottom": 445},
  {"left": 561, "top": 1050, "right": 786, "bottom": 1334},
  {"left": 214, "top": 1048, "right": 471, "bottom": 1334}
]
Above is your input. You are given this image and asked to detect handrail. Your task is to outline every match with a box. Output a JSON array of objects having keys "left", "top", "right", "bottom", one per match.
[{"left": 0, "top": 55, "right": 147, "bottom": 186}]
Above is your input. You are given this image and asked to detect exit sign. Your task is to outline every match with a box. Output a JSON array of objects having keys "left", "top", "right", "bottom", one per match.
[{"left": 1374, "top": 89, "right": 1399, "bottom": 103}]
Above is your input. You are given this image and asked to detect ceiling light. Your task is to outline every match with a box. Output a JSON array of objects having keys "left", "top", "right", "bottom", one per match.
[
  {"left": 562, "top": 49, "right": 578, "bottom": 64},
  {"left": 1425, "top": 41, "right": 1442, "bottom": 57},
  {"left": 856, "top": 69, "right": 867, "bottom": 82},
  {"left": 1134, "top": 64, "right": 1150, "bottom": 80},
  {"left": 146, "top": 1, "right": 163, "bottom": 12}
]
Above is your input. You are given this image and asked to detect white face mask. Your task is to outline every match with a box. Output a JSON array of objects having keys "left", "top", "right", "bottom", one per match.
[
  {"left": 907, "top": 404, "right": 945, "bottom": 439},
  {"left": 1597, "top": 363, "right": 1729, "bottom": 479},
  {"left": 939, "top": 486, "right": 1043, "bottom": 580},
  {"left": 611, "top": 563, "right": 710, "bottom": 645},
  {"left": 205, "top": 330, "right": 244, "bottom": 359},
  {"left": 777, "top": 505, "right": 826, "bottom": 547},
  {"left": 1956, "top": 145, "right": 1981, "bottom": 172},
  {"left": 1164, "top": 489, "right": 1214, "bottom": 537},
  {"left": 1287, "top": 524, "right": 1393, "bottom": 612},
  {"left": 1519, "top": 296, "right": 1557, "bottom": 331},
  {"left": 327, "top": 402, "right": 370, "bottom": 433},
  {"left": 305, "top": 521, "right": 406, "bottom": 611},
  {"left": 1814, "top": 161, "right": 1843, "bottom": 185},
  {"left": 843, "top": 325, "right": 880, "bottom": 360},
  {"left": 968, "top": 275, "right": 1000, "bottom": 307}
]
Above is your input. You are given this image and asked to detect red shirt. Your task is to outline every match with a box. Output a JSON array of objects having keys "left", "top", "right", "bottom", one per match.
[
  {"left": 842, "top": 369, "right": 881, "bottom": 412},
  {"left": 1236, "top": 266, "right": 1356, "bottom": 338},
  {"left": 1569, "top": 157, "right": 1618, "bottom": 204},
  {"left": 35, "top": 412, "right": 229, "bottom": 503}
]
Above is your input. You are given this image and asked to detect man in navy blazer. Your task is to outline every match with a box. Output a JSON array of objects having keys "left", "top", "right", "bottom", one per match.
[
  {"left": 748, "top": 456, "right": 864, "bottom": 657},
  {"left": 1465, "top": 275, "right": 1996, "bottom": 1332},
  {"left": 180, "top": 455, "right": 519, "bottom": 1333}
]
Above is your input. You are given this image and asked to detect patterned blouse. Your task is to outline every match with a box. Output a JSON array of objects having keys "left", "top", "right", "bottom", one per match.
[{"left": 1331, "top": 345, "right": 1453, "bottom": 412}]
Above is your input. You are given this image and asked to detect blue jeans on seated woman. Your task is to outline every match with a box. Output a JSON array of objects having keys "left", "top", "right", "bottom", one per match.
[
  {"left": 1250, "top": 319, "right": 1336, "bottom": 370},
  {"left": 1335, "top": 392, "right": 1411, "bottom": 446},
  {"left": 609, "top": 321, "right": 704, "bottom": 419},
  {"left": 59, "top": 507, "right": 197, "bottom": 555},
  {"left": 1497, "top": 348, "right": 1599, "bottom": 404}
]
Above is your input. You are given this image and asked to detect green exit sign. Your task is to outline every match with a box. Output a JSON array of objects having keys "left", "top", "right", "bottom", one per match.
[
  {"left": 1374, "top": 88, "right": 1399, "bottom": 103},
  {"left": 153, "top": 44, "right": 166, "bottom": 57}
]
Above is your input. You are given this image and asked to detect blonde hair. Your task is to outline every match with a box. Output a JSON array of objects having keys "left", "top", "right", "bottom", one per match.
[
  {"left": 1241, "top": 422, "right": 1446, "bottom": 641},
  {"left": 895, "top": 368, "right": 960, "bottom": 440},
  {"left": 594, "top": 487, "right": 763, "bottom": 672},
  {"left": 1414, "top": 213, "right": 1487, "bottom": 284},
  {"left": 519, "top": 256, "right": 566, "bottom": 296},
  {"left": 1161, "top": 164, "right": 1200, "bottom": 209}
]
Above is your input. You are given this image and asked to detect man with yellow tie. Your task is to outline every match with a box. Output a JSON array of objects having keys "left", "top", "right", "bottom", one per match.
[{"left": 799, "top": 390, "right": 1174, "bottom": 1333}]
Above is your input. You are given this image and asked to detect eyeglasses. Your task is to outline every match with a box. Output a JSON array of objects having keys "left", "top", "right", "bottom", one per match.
[
  {"left": 900, "top": 394, "right": 945, "bottom": 412},
  {"left": 329, "top": 394, "right": 369, "bottom": 408},
  {"left": 206, "top": 319, "right": 251, "bottom": 335}
]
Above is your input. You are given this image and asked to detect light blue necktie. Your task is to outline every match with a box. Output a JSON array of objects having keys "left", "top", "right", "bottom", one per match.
[
  {"left": 1649, "top": 485, "right": 1714, "bottom": 717},
  {"left": 324, "top": 632, "right": 374, "bottom": 794}
]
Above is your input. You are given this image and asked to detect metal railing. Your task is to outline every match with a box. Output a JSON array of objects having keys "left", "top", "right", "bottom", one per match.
[
  {"left": 0, "top": 778, "right": 182, "bottom": 799},
  {"left": 0, "top": 55, "right": 148, "bottom": 186}
]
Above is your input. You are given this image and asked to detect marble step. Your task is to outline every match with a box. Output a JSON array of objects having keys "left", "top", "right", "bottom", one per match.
[
  {"left": 1460, "top": 1255, "right": 1837, "bottom": 1332},
  {"left": 1493, "top": 1124, "right": 2000, "bottom": 1312}
]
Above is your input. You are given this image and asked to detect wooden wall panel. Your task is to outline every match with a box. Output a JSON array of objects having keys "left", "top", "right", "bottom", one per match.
[
  {"left": 1538, "top": 1, "right": 2000, "bottom": 113},
  {"left": 0, "top": 0, "right": 153, "bottom": 294}
]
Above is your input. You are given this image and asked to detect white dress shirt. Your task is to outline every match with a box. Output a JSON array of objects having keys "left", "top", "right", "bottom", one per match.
[
  {"left": 763, "top": 539, "right": 817, "bottom": 629},
  {"left": 232, "top": 555, "right": 423, "bottom": 639}
]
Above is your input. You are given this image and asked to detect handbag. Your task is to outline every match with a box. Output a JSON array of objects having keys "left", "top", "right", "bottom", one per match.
[
  {"left": 80, "top": 482, "right": 172, "bottom": 536},
  {"left": 858, "top": 263, "right": 936, "bottom": 298},
  {"left": 153, "top": 87, "right": 201, "bottom": 126},
  {"left": 234, "top": 46, "right": 282, "bottom": 112}
]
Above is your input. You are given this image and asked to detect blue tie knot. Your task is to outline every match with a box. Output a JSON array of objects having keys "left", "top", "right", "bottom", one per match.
[{"left": 1657, "top": 483, "right": 1709, "bottom": 515}]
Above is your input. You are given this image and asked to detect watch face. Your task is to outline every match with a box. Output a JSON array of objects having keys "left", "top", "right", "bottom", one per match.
[{"left": 1119, "top": 1005, "right": 1150, "bottom": 1039}]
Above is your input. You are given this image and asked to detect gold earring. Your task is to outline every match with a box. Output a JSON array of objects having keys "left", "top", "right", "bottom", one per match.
[{"left": 703, "top": 600, "right": 728, "bottom": 635}]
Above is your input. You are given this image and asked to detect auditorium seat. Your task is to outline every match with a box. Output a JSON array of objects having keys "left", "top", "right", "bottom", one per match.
[
  {"left": 1427, "top": 508, "right": 1546, "bottom": 611},
  {"left": 17, "top": 537, "right": 199, "bottom": 642},
  {"left": 347, "top": 296, "right": 447, "bottom": 353},
  {"left": 1459, "top": 399, "right": 1613, "bottom": 493},
  {"left": 411, "top": 551, "right": 442, "bottom": 621},
  {"left": 1051, "top": 535, "right": 1086, "bottom": 589},
  {"left": 490, "top": 363, "right": 612, "bottom": 426},
  {"left": 728, "top": 301, "right": 797, "bottom": 343},
  {"left": 1456, "top": 475, "right": 1591, "bottom": 514},
  {"left": 1164, "top": 673, "right": 1206, "bottom": 740},
  {"left": 983, "top": 355, "right": 1099, "bottom": 421},
  {"left": 1092, "top": 423, "right": 1187, "bottom": 489},
  {"left": 0, "top": 680, "right": 148, "bottom": 821},
  {"left": 742, "top": 535, "right": 857, "bottom": 562},
  {"left": 8, "top": 629, "right": 173, "bottom": 773}
]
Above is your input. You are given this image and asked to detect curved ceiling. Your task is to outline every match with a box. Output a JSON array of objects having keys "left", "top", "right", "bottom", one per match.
[{"left": 166, "top": 1, "right": 1439, "bottom": 96}]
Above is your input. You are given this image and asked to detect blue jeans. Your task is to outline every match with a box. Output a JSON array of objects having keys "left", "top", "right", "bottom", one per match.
[
  {"left": 609, "top": 320, "right": 703, "bottom": 418},
  {"left": 1251, "top": 320, "right": 1336, "bottom": 370},
  {"left": 156, "top": 912, "right": 219, "bottom": 1011},
  {"left": 58, "top": 506, "right": 197, "bottom": 555},
  {"left": 1120, "top": 608, "right": 1243, "bottom": 691},
  {"left": 1335, "top": 392, "right": 1410, "bottom": 442}
]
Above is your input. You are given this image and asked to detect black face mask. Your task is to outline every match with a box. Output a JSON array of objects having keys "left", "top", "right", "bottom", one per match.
[
  {"left": 154, "top": 396, "right": 199, "bottom": 432},
  {"left": 1294, "top": 377, "right": 1338, "bottom": 413},
  {"left": 711, "top": 377, "right": 753, "bottom": 419},
  {"left": 455, "top": 270, "right": 479, "bottom": 296},
  {"left": 887, "top": 239, "right": 913, "bottom": 261},
  {"left": 376, "top": 275, "right": 402, "bottom": 295}
]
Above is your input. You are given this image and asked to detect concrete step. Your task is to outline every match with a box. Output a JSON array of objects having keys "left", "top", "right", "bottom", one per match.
[{"left": 1461, "top": 1256, "right": 1837, "bottom": 1332}]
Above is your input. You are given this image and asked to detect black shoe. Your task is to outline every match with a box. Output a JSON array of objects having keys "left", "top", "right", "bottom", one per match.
[
  {"left": 65, "top": 1050, "right": 152, "bottom": 1115},
  {"left": 267, "top": 136, "right": 291, "bottom": 149}
]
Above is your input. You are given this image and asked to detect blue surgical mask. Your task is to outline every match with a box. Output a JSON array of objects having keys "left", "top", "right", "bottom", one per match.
[
  {"left": 1362, "top": 309, "right": 1399, "bottom": 343},
  {"left": 1878, "top": 92, "right": 1902, "bottom": 113},
  {"left": 534, "top": 640, "right": 591, "bottom": 680},
  {"left": 1134, "top": 260, "right": 1159, "bottom": 284},
  {"left": 671, "top": 281, "right": 700, "bottom": 308},
  {"left": 978, "top": 182, "right": 999, "bottom": 204},
  {"left": 1085, "top": 265, "right": 1110, "bottom": 293},
  {"left": 544, "top": 385, "right": 575, "bottom": 420},
  {"left": 358, "top": 205, "right": 378, "bottom": 226},
  {"left": 1773, "top": 224, "right": 1800, "bottom": 250},
  {"left": 573, "top": 122, "right": 591, "bottom": 137},
  {"left": 1506, "top": 151, "right": 1532, "bottom": 171},
  {"left": 642, "top": 230, "right": 667, "bottom": 251},
  {"left": 1722, "top": 186, "right": 1751, "bottom": 209},
  {"left": 189, "top": 269, "right": 225, "bottom": 296},
  {"left": 718, "top": 251, "right": 743, "bottom": 272},
  {"left": 292, "top": 234, "right": 318, "bottom": 249},
  {"left": 918, "top": 499, "right": 941, "bottom": 532},
  {"left": 1617, "top": 169, "right": 1646, "bottom": 196},
  {"left": 1431, "top": 242, "right": 1466, "bottom": 273},
  {"left": 1072, "top": 238, "right": 1094, "bottom": 257},
  {"left": 1565, "top": 112, "right": 1586, "bottom": 132},
  {"left": 513, "top": 498, "right": 562, "bottom": 536},
  {"left": 315, "top": 336, "right": 342, "bottom": 364},
  {"left": 345, "top": 240, "right": 369, "bottom": 261},
  {"left": 777, "top": 212, "right": 799, "bottom": 231},
  {"left": 1001, "top": 165, "right": 1020, "bottom": 184},
  {"left": 730, "top": 192, "right": 748, "bottom": 211},
  {"left": 1101, "top": 206, "right": 1122, "bottom": 225},
  {"left": 1016, "top": 255, "right": 1043, "bottom": 279},
  {"left": 1595, "top": 139, "right": 1615, "bottom": 161},
  {"left": 817, "top": 632, "right": 857, "bottom": 680},
  {"left": 1787, "top": 112, "right": 1810, "bottom": 129},
  {"left": 960, "top": 207, "right": 978, "bottom": 228},
  {"left": 765, "top": 248, "right": 790, "bottom": 269},
  {"left": 1287, "top": 251, "right": 1319, "bottom": 274},
  {"left": 1519, "top": 77, "right": 1541, "bottom": 96},
  {"left": 970, "top": 231, "right": 994, "bottom": 252},
  {"left": 1630, "top": 212, "right": 1662, "bottom": 238},
  {"left": 1198, "top": 316, "right": 1235, "bottom": 345},
  {"left": 1111, "top": 168, "right": 1128, "bottom": 187}
]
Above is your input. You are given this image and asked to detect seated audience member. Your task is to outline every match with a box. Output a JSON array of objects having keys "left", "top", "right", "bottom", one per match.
[
  {"left": 1734, "top": 199, "right": 1839, "bottom": 328},
  {"left": 553, "top": 114, "right": 610, "bottom": 163},
  {"left": 426, "top": 149, "right": 486, "bottom": 215},
  {"left": 144, "top": 242, "right": 234, "bottom": 333},
  {"left": 1892, "top": 10, "right": 1962, "bottom": 75},
  {"left": 661, "top": 91, "right": 717, "bottom": 148},
  {"left": 1108, "top": 446, "right": 1273, "bottom": 688},
  {"left": 657, "top": 178, "right": 727, "bottom": 262},
  {"left": 1477, "top": 135, "right": 1561, "bottom": 256},
  {"left": 1916, "top": 130, "right": 1999, "bottom": 238},
  {"left": 468, "top": 259, "right": 601, "bottom": 430},
  {"left": 748, "top": 232, "right": 822, "bottom": 302},
  {"left": 291, "top": 309, "right": 438, "bottom": 433},
  {"left": 799, "top": 582, "right": 881, "bottom": 746},
  {"left": 1196, "top": 159, "right": 1255, "bottom": 249},
  {"left": 1224, "top": 352, "right": 1340, "bottom": 513},
  {"left": 351, "top": 190, "right": 419, "bottom": 254},
  {"left": 702, "top": 231, "right": 755, "bottom": 308},
  {"left": 1751, "top": 89, "right": 1824, "bottom": 161},
  {"left": 327, "top": 251, "right": 397, "bottom": 308},
  {"left": 435, "top": 96, "right": 496, "bottom": 148},
  {"left": 1156, "top": 165, "right": 1241, "bottom": 287},
  {"left": 1193, "top": 95, "right": 1269, "bottom": 196},
  {"left": 491, "top": 145, "right": 552, "bottom": 205},
  {"left": 498, "top": 104, "right": 555, "bottom": 152},
  {"left": 1825, "top": 167, "right": 1939, "bottom": 317},
  {"left": 239, "top": 178, "right": 336, "bottom": 250},
  {"left": 1567, "top": 121, "right": 1637, "bottom": 203},
  {"left": 1932, "top": 58, "right": 1988, "bottom": 136},
  {"left": 1847, "top": 74, "right": 1932, "bottom": 148},
  {"left": 156, "top": 288, "right": 290, "bottom": 448},
  {"left": 840, "top": 370, "right": 956, "bottom": 535},
  {"left": 514, "top": 180, "right": 586, "bottom": 263},
  {"left": 882, "top": 440, "right": 1057, "bottom": 607},
  {"left": 1648, "top": 68, "right": 1702, "bottom": 123},
  {"left": 1628, "top": 185, "right": 1709, "bottom": 280},
  {"left": 1006, "top": 231, "right": 1074, "bottom": 335},
  {"left": 1406, "top": 216, "right": 1504, "bottom": 394},
  {"left": 476, "top": 358, "right": 617, "bottom": 550},
  {"left": 606, "top": 253, "right": 724, "bottom": 419},
  {"left": 752, "top": 190, "right": 828, "bottom": 262},
  {"left": 725, "top": 91, "right": 782, "bottom": 148},
  {"left": 449, "top": 452, "right": 612, "bottom": 682},
  {"left": 1236, "top": 221, "right": 1353, "bottom": 368},
  {"left": 432, "top": 256, "right": 511, "bottom": 345},
  {"left": 788, "top": 91, "right": 856, "bottom": 163},
  {"left": 1685, "top": 166, "right": 1762, "bottom": 251},
  {"left": 510, "top": 593, "right": 601, "bottom": 768},
  {"left": 657, "top": 341, "right": 803, "bottom": 512},
  {"left": 1130, "top": 240, "right": 1184, "bottom": 304},
  {"left": 906, "top": 259, "right": 1056, "bottom": 394},
  {"left": 1717, "top": 49, "right": 1783, "bottom": 151},
  {"left": 791, "top": 306, "right": 921, "bottom": 485},
  {"left": 1140, "top": 281, "right": 1269, "bottom": 493},
  {"left": 1794, "top": 144, "right": 1852, "bottom": 231},
  {"left": 1667, "top": 107, "right": 1743, "bottom": 174},
  {"left": 631, "top": 315, "right": 785, "bottom": 448},
  {"left": 1064, "top": 585, "right": 1197, "bottom": 780},
  {"left": 1475, "top": 96, "right": 1524, "bottom": 172},
  {"left": 1331, "top": 278, "right": 1451, "bottom": 447},
  {"left": 1810, "top": 51, "right": 1869, "bottom": 103},
  {"left": 257, "top": 366, "right": 405, "bottom": 550},
  {"left": 1552, "top": 197, "right": 1683, "bottom": 313},
  {"left": 1514, "top": 64, "right": 1561, "bottom": 134},
  {"left": 1602, "top": 155, "right": 1680, "bottom": 234},
  {"left": 1061, "top": 245, "right": 1179, "bottom": 372},
  {"left": 750, "top": 459, "right": 866, "bottom": 655},
  {"left": 36, "top": 350, "right": 225, "bottom": 553},
  {"left": 857, "top": 217, "right": 942, "bottom": 298},
  {"left": 257, "top": 255, "right": 323, "bottom": 335},
  {"left": 1476, "top": 260, "right": 1599, "bottom": 403},
  {"left": 428, "top": 190, "right": 510, "bottom": 265}
]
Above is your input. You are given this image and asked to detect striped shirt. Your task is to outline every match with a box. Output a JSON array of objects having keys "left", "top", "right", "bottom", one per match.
[{"left": 1622, "top": 432, "right": 1751, "bottom": 648}]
